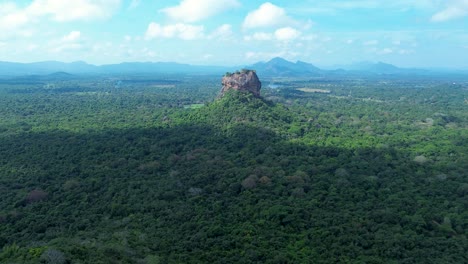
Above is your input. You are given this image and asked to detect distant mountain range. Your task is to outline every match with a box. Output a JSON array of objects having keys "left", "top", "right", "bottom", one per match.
[
  {"left": 0, "top": 58, "right": 463, "bottom": 77},
  {"left": 252, "top": 57, "right": 322, "bottom": 77},
  {"left": 0, "top": 60, "right": 231, "bottom": 76}
]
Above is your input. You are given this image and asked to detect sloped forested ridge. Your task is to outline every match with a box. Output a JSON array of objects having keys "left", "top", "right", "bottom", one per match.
[{"left": 0, "top": 77, "right": 467, "bottom": 263}]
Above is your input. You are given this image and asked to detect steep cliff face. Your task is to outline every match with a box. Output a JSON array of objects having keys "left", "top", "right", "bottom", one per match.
[{"left": 220, "top": 70, "right": 261, "bottom": 97}]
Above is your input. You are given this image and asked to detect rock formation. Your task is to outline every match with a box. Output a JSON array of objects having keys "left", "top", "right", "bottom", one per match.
[{"left": 220, "top": 69, "right": 261, "bottom": 97}]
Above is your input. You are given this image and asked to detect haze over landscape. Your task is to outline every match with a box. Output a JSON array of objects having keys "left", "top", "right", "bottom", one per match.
[{"left": 1, "top": 0, "right": 468, "bottom": 68}]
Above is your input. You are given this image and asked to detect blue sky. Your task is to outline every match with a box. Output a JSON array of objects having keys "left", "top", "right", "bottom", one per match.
[{"left": 0, "top": 0, "right": 467, "bottom": 68}]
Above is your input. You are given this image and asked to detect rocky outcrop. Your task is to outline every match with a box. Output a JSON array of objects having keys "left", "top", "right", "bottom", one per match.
[{"left": 220, "top": 69, "right": 261, "bottom": 97}]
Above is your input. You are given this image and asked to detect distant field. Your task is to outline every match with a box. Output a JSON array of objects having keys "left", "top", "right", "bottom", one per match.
[{"left": 296, "top": 88, "right": 331, "bottom": 93}]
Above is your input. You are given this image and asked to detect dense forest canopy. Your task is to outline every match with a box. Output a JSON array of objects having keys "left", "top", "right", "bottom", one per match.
[{"left": 0, "top": 73, "right": 467, "bottom": 263}]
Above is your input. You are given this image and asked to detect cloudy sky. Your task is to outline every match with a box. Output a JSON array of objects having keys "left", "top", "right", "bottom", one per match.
[{"left": 1, "top": 0, "right": 467, "bottom": 68}]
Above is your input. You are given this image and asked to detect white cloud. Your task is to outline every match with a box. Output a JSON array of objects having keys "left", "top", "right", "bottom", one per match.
[
  {"left": 431, "top": 0, "right": 468, "bottom": 22},
  {"left": 0, "top": 0, "right": 120, "bottom": 34},
  {"left": 1, "top": 12, "right": 29, "bottom": 30},
  {"left": 245, "top": 51, "right": 257, "bottom": 59},
  {"left": 244, "top": 32, "right": 273, "bottom": 41},
  {"left": 209, "top": 24, "right": 234, "bottom": 40},
  {"left": 0, "top": 2, "right": 17, "bottom": 14},
  {"left": 51, "top": 43, "right": 83, "bottom": 53},
  {"left": 244, "top": 27, "right": 301, "bottom": 42},
  {"left": 0, "top": 3, "right": 29, "bottom": 31},
  {"left": 243, "top": 2, "right": 294, "bottom": 29},
  {"left": 379, "top": 48, "right": 393, "bottom": 54},
  {"left": 62, "top": 31, "right": 81, "bottom": 42},
  {"left": 27, "top": 0, "right": 121, "bottom": 22},
  {"left": 49, "top": 30, "right": 84, "bottom": 53},
  {"left": 145, "top": 23, "right": 204, "bottom": 40},
  {"left": 161, "top": 0, "right": 240, "bottom": 23},
  {"left": 274, "top": 27, "right": 301, "bottom": 41}
]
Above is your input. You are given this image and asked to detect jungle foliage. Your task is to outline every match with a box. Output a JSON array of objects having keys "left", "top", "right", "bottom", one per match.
[{"left": 0, "top": 74, "right": 467, "bottom": 263}]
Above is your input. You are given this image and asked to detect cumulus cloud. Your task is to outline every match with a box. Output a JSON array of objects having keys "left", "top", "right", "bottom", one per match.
[
  {"left": 274, "top": 27, "right": 301, "bottom": 41},
  {"left": 243, "top": 2, "right": 294, "bottom": 29},
  {"left": 0, "top": 0, "right": 120, "bottom": 33},
  {"left": 0, "top": 3, "right": 30, "bottom": 31},
  {"left": 431, "top": 0, "right": 468, "bottom": 22},
  {"left": 0, "top": 12, "right": 29, "bottom": 31},
  {"left": 145, "top": 23, "right": 204, "bottom": 40},
  {"left": 161, "top": 0, "right": 240, "bottom": 23},
  {"left": 244, "top": 27, "right": 301, "bottom": 42},
  {"left": 27, "top": 0, "right": 121, "bottom": 22}
]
